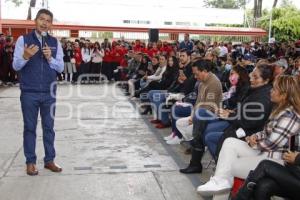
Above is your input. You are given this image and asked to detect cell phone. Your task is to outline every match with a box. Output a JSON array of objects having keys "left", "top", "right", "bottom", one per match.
[
  {"left": 290, "top": 135, "right": 295, "bottom": 152},
  {"left": 282, "top": 149, "right": 289, "bottom": 154}
]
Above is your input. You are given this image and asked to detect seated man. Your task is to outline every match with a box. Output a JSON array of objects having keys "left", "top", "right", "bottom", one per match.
[{"left": 175, "top": 59, "right": 223, "bottom": 173}]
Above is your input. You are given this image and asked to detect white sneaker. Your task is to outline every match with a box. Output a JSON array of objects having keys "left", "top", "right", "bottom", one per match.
[
  {"left": 164, "top": 132, "right": 175, "bottom": 141},
  {"left": 197, "top": 176, "right": 232, "bottom": 196},
  {"left": 166, "top": 136, "right": 183, "bottom": 145},
  {"left": 130, "top": 97, "right": 138, "bottom": 101}
]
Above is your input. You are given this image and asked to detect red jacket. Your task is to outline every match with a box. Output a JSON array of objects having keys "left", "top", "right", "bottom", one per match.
[
  {"left": 147, "top": 48, "right": 159, "bottom": 57},
  {"left": 74, "top": 47, "right": 82, "bottom": 67},
  {"left": 111, "top": 47, "right": 126, "bottom": 64},
  {"left": 103, "top": 49, "right": 113, "bottom": 63},
  {"left": 160, "top": 45, "right": 173, "bottom": 55},
  {"left": 133, "top": 44, "right": 143, "bottom": 53}
]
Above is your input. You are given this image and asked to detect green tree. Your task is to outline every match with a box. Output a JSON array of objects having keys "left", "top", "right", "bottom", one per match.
[
  {"left": 259, "top": 6, "right": 300, "bottom": 41},
  {"left": 203, "top": 0, "right": 246, "bottom": 9}
]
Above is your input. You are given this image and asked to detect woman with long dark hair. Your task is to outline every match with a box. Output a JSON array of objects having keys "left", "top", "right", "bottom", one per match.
[{"left": 90, "top": 42, "right": 104, "bottom": 82}]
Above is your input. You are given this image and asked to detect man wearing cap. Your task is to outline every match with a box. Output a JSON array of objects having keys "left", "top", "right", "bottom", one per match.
[
  {"left": 13, "top": 9, "right": 64, "bottom": 176},
  {"left": 273, "top": 58, "right": 288, "bottom": 77}
]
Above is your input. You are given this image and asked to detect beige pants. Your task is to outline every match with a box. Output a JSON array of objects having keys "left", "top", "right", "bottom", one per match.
[{"left": 176, "top": 116, "right": 193, "bottom": 141}]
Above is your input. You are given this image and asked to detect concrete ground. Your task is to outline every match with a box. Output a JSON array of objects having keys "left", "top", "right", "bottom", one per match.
[{"left": 0, "top": 83, "right": 215, "bottom": 200}]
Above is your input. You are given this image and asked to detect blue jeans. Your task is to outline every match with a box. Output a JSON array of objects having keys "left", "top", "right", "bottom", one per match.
[
  {"left": 205, "top": 131, "right": 224, "bottom": 158},
  {"left": 171, "top": 104, "right": 193, "bottom": 138},
  {"left": 148, "top": 90, "right": 170, "bottom": 124},
  {"left": 21, "top": 92, "right": 57, "bottom": 164},
  {"left": 193, "top": 108, "right": 229, "bottom": 151},
  {"left": 140, "top": 79, "right": 148, "bottom": 89}
]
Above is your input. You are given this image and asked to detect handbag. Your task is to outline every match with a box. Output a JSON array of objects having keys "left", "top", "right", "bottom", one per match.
[{"left": 70, "top": 58, "right": 76, "bottom": 64}]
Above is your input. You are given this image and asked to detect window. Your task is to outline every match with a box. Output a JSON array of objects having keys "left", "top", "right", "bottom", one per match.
[
  {"left": 164, "top": 21, "right": 172, "bottom": 25},
  {"left": 123, "top": 20, "right": 150, "bottom": 25},
  {"left": 175, "top": 21, "right": 191, "bottom": 26}
]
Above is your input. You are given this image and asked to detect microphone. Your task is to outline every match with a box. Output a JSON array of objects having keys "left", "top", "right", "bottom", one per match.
[{"left": 41, "top": 31, "right": 47, "bottom": 47}]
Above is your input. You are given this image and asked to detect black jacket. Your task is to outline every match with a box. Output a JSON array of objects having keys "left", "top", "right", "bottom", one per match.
[
  {"left": 216, "top": 84, "right": 273, "bottom": 159},
  {"left": 168, "top": 62, "right": 196, "bottom": 95},
  {"left": 159, "top": 66, "right": 179, "bottom": 90},
  {"left": 228, "top": 84, "right": 273, "bottom": 135},
  {"left": 224, "top": 83, "right": 250, "bottom": 110}
]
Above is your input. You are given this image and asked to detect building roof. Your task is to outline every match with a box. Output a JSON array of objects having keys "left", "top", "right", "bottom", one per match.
[{"left": 1, "top": 19, "right": 267, "bottom": 36}]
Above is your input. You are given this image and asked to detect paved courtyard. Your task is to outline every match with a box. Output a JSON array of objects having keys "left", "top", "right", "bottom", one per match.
[{"left": 0, "top": 84, "right": 214, "bottom": 200}]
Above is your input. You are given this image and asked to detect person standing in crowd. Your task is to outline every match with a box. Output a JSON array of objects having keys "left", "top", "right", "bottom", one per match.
[
  {"left": 102, "top": 44, "right": 113, "bottom": 81},
  {"left": 179, "top": 33, "right": 193, "bottom": 52},
  {"left": 73, "top": 42, "right": 82, "bottom": 82},
  {"left": 1, "top": 36, "right": 16, "bottom": 85},
  {"left": 63, "top": 41, "right": 76, "bottom": 83},
  {"left": 90, "top": 41, "right": 104, "bottom": 82},
  {"left": 0, "top": 33, "right": 5, "bottom": 85},
  {"left": 218, "top": 42, "right": 228, "bottom": 57},
  {"left": 12, "top": 9, "right": 64, "bottom": 176},
  {"left": 80, "top": 41, "right": 91, "bottom": 83}
]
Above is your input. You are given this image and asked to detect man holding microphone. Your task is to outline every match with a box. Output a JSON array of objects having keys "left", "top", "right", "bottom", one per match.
[{"left": 13, "top": 9, "right": 64, "bottom": 176}]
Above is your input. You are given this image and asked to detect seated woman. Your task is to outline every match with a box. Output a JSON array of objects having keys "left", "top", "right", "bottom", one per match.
[
  {"left": 213, "top": 63, "right": 275, "bottom": 159},
  {"left": 138, "top": 55, "right": 179, "bottom": 98},
  {"left": 138, "top": 55, "right": 179, "bottom": 115},
  {"left": 234, "top": 150, "right": 300, "bottom": 200},
  {"left": 141, "top": 56, "right": 196, "bottom": 116},
  {"left": 128, "top": 54, "right": 151, "bottom": 96},
  {"left": 136, "top": 54, "right": 168, "bottom": 94},
  {"left": 197, "top": 75, "right": 300, "bottom": 198}
]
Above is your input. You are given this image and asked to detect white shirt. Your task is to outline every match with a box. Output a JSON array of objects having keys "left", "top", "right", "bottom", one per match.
[
  {"left": 219, "top": 46, "right": 228, "bottom": 57},
  {"left": 81, "top": 48, "right": 92, "bottom": 63}
]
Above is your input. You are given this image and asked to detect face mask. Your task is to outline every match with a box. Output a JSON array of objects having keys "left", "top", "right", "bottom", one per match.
[
  {"left": 229, "top": 74, "right": 239, "bottom": 86},
  {"left": 225, "top": 64, "right": 232, "bottom": 71}
]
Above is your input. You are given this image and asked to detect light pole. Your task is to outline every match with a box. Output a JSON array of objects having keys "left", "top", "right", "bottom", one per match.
[
  {"left": 244, "top": 0, "right": 251, "bottom": 28},
  {"left": 268, "top": 7, "right": 273, "bottom": 42}
]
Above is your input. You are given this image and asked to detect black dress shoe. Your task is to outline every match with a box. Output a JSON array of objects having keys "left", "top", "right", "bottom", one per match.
[
  {"left": 179, "top": 165, "right": 202, "bottom": 174},
  {"left": 140, "top": 106, "right": 152, "bottom": 115},
  {"left": 141, "top": 109, "right": 152, "bottom": 115}
]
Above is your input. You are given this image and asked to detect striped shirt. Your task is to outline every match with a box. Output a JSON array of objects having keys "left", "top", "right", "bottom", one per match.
[{"left": 255, "top": 107, "right": 300, "bottom": 158}]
